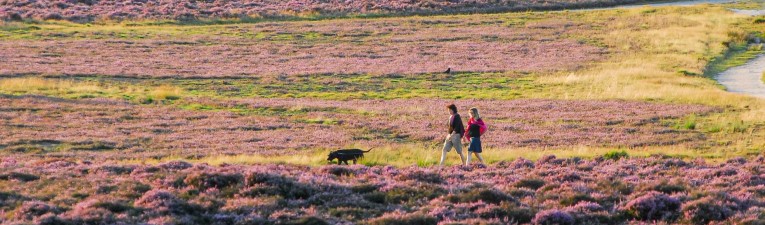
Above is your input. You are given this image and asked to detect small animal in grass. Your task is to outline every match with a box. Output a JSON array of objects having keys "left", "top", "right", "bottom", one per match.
[
  {"left": 327, "top": 148, "right": 373, "bottom": 165},
  {"left": 444, "top": 67, "right": 451, "bottom": 74}
]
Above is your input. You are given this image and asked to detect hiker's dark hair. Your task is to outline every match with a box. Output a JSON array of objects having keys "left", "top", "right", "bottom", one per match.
[{"left": 446, "top": 104, "right": 457, "bottom": 113}]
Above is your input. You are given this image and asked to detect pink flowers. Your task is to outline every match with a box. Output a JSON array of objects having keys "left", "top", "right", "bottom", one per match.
[
  {"left": 1, "top": 0, "right": 656, "bottom": 22},
  {"left": 0, "top": 155, "right": 763, "bottom": 224},
  {"left": 622, "top": 191, "right": 681, "bottom": 221}
]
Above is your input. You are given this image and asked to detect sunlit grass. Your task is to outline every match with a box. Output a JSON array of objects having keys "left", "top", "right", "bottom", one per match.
[
  {"left": 0, "top": 77, "right": 184, "bottom": 102},
  {"left": 120, "top": 143, "right": 755, "bottom": 167},
  {"left": 4, "top": 4, "right": 765, "bottom": 165}
]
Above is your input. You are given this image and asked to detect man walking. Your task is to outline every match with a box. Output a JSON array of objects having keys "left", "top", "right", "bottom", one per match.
[{"left": 440, "top": 104, "right": 467, "bottom": 166}]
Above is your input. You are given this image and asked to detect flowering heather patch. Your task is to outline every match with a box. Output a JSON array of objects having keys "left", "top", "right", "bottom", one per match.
[
  {"left": 0, "top": 95, "right": 715, "bottom": 159},
  {"left": 0, "top": 15, "right": 605, "bottom": 78},
  {"left": 208, "top": 97, "right": 718, "bottom": 148},
  {"left": 0, "top": 155, "right": 763, "bottom": 224},
  {"left": 1, "top": 0, "right": 655, "bottom": 22}
]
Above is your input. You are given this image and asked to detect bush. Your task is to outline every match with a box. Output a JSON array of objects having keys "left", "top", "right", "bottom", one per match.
[
  {"left": 514, "top": 178, "right": 545, "bottom": 190},
  {"left": 134, "top": 189, "right": 197, "bottom": 215},
  {"left": 559, "top": 193, "right": 596, "bottom": 206},
  {"left": 320, "top": 165, "right": 355, "bottom": 176},
  {"left": 396, "top": 170, "right": 444, "bottom": 184},
  {"left": 14, "top": 201, "right": 59, "bottom": 221},
  {"left": 650, "top": 181, "right": 686, "bottom": 194},
  {"left": 532, "top": 209, "right": 574, "bottom": 225},
  {"left": 367, "top": 212, "right": 437, "bottom": 225},
  {"left": 96, "top": 165, "right": 134, "bottom": 175},
  {"left": 363, "top": 192, "right": 386, "bottom": 204},
  {"left": 622, "top": 191, "right": 681, "bottom": 221},
  {"left": 476, "top": 202, "right": 534, "bottom": 223},
  {"left": 159, "top": 161, "right": 193, "bottom": 170},
  {"left": 603, "top": 150, "right": 628, "bottom": 160},
  {"left": 283, "top": 216, "right": 330, "bottom": 225},
  {"left": 385, "top": 185, "right": 446, "bottom": 204},
  {"left": 0, "top": 172, "right": 40, "bottom": 182},
  {"left": 184, "top": 172, "right": 243, "bottom": 190},
  {"left": 682, "top": 196, "right": 735, "bottom": 224},
  {"left": 446, "top": 188, "right": 516, "bottom": 204}
]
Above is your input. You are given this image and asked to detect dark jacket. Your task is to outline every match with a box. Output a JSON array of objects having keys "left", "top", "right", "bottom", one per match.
[
  {"left": 448, "top": 114, "right": 465, "bottom": 137},
  {"left": 467, "top": 123, "right": 481, "bottom": 138}
]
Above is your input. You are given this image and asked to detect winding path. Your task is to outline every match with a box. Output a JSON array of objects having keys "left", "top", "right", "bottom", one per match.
[
  {"left": 716, "top": 54, "right": 765, "bottom": 99},
  {"left": 597, "top": 0, "right": 765, "bottom": 99}
]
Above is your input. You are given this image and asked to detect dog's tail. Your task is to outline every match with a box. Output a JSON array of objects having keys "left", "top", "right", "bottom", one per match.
[{"left": 363, "top": 147, "right": 375, "bottom": 153}]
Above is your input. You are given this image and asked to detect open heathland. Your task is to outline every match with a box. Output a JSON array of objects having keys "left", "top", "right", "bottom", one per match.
[
  {"left": 0, "top": 156, "right": 764, "bottom": 224},
  {"left": 0, "top": 95, "right": 716, "bottom": 160},
  {"left": 1, "top": 0, "right": 664, "bottom": 22},
  {"left": 1, "top": 1, "right": 765, "bottom": 224},
  {"left": 0, "top": 15, "right": 605, "bottom": 78}
]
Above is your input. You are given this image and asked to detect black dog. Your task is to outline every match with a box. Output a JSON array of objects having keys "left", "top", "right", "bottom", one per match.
[{"left": 327, "top": 148, "right": 373, "bottom": 165}]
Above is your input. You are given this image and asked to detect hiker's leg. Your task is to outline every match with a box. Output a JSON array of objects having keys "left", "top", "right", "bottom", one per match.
[
  {"left": 452, "top": 134, "right": 466, "bottom": 165},
  {"left": 475, "top": 153, "right": 485, "bottom": 163},
  {"left": 440, "top": 135, "right": 452, "bottom": 166}
]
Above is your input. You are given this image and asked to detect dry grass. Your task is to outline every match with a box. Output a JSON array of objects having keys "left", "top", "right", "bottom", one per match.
[
  {"left": 0, "top": 77, "right": 183, "bottom": 101},
  {"left": 123, "top": 143, "right": 751, "bottom": 167}
]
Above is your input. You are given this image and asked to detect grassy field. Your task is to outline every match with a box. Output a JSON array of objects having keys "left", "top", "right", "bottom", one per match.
[
  {"left": 4, "top": 1, "right": 765, "bottom": 224},
  {"left": 1, "top": 3, "right": 765, "bottom": 167}
]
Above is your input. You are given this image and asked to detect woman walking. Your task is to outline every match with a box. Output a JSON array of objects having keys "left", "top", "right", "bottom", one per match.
[
  {"left": 464, "top": 107, "right": 486, "bottom": 165},
  {"left": 440, "top": 104, "right": 467, "bottom": 166}
]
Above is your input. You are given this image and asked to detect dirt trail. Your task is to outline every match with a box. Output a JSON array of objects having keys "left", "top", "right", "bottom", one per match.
[
  {"left": 598, "top": 0, "right": 765, "bottom": 99},
  {"left": 716, "top": 54, "right": 765, "bottom": 99}
]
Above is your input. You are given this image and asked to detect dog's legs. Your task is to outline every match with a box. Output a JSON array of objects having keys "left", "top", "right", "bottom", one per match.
[
  {"left": 337, "top": 160, "right": 341, "bottom": 165},
  {"left": 353, "top": 159, "right": 357, "bottom": 164},
  {"left": 467, "top": 153, "right": 472, "bottom": 165}
]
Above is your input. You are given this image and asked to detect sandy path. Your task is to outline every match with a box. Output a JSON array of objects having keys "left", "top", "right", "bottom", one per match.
[{"left": 716, "top": 54, "right": 765, "bottom": 99}]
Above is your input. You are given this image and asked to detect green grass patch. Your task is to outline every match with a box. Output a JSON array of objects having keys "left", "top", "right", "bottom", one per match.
[
  {"left": 603, "top": 150, "right": 629, "bottom": 160},
  {"left": 704, "top": 43, "right": 764, "bottom": 77}
]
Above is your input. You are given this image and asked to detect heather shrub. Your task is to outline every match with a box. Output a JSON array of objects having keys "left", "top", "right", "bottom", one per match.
[
  {"left": 446, "top": 188, "right": 516, "bottom": 204},
  {"left": 565, "top": 201, "right": 614, "bottom": 224},
  {"left": 532, "top": 209, "right": 574, "bottom": 225},
  {"left": 515, "top": 178, "right": 546, "bottom": 190},
  {"left": 367, "top": 212, "right": 437, "bottom": 225},
  {"left": 648, "top": 181, "right": 686, "bottom": 194},
  {"left": 14, "top": 201, "right": 59, "bottom": 221},
  {"left": 682, "top": 196, "right": 735, "bottom": 224},
  {"left": 134, "top": 189, "right": 198, "bottom": 215},
  {"left": 184, "top": 171, "right": 243, "bottom": 190},
  {"left": 385, "top": 185, "right": 446, "bottom": 204},
  {"left": 96, "top": 165, "right": 134, "bottom": 175},
  {"left": 507, "top": 188, "right": 536, "bottom": 198},
  {"left": 0, "top": 191, "right": 27, "bottom": 208},
  {"left": 475, "top": 202, "right": 534, "bottom": 223},
  {"left": 363, "top": 191, "right": 387, "bottom": 204},
  {"left": 319, "top": 165, "right": 355, "bottom": 176},
  {"left": 116, "top": 181, "right": 152, "bottom": 199},
  {"left": 622, "top": 191, "right": 681, "bottom": 221},
  {"left": 329, "top": 207, "right": 379, "bottom": 221},
  {"left": 283, "top": 216, "right": 330, "bottom": 225},
  {"left": 559, "top": 193, "right": 597, "bottom": 206},
  {"left": 0, "top": 172, "right": 40, "bottom": 182},
  {"left": 351, "top": 184, "right": 379, "bottom": 193},
  {"left": 60, "top": 208, "right": 118, "bottom": 225},
  {"left": 396, "top": 170, "right": 444, "bottom": 184},
  {"left": 501, "top": 158, "right": 534, "bottom": 169},
  {"left": 159, "top": 161, "right": 193, "bottom": 170},
  {"left": 242, "top": 172, "right": 317, "bottom": 200},
  {"left": 537, "top": 155, "right": 565, "bottom": 166},
  {"left": 440, "top": 219, "right": 503, "bottom": 225}
]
